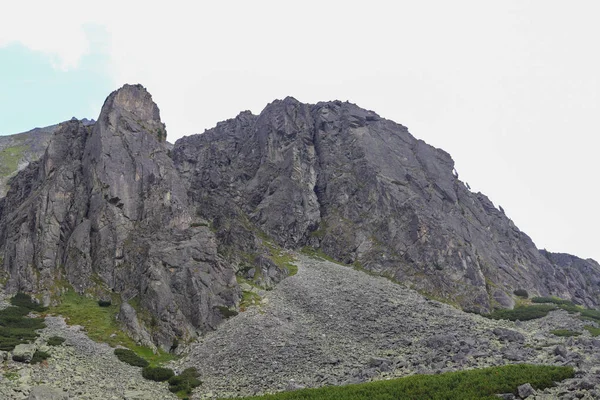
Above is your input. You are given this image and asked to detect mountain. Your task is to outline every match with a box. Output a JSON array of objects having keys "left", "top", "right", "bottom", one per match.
[
  {"left": 0, "top": 84, "right": 598, "bottom": 350},
  {"left": 173, "top": 96, "right": 600, "bottom": 312}
]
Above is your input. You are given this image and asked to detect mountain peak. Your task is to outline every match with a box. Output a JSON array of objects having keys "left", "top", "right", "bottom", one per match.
[{"left": 103, "top": 83, "right": 161, "bottom": 125}]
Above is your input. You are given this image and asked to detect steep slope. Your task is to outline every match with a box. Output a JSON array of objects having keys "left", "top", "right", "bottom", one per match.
[
  {"left": 0, "top": 124, "right": 60, "bottom": 197},
  {"left": 174, "top": 255, "right": 600, "bottom": 399},
  {"left": 173, "top": 97, "right": 600, "bottom": 311},
  {"left": 0, "top": 85, "right": 239, "bottom": 348}
]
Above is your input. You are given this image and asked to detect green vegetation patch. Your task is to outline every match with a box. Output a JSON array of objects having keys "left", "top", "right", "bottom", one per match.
[
  {"left": 532, "top": 297, "right": 576, "bottom": 307},
  {"left": 0, "top": 293, "right": 46, "bottom": 351},
  {"left": 584, "top": 326, "right": 600, "bottom": 337},
  {"left": 0, "top": 144, "right": 28, "bottom": 178},
  {"left": 11, "top": 292, "right": 47, "bottom": 311},
  {"left": 47, "top": 336, "right": 66, "bottom": 346},
  {"left": 240, "top": 290, "right": 262, "bottom": 312},
  {"left": 265, "top": 242, "right": 298, "bottom": 276},
  {"left": 49, "top": 290, "right": 175, "bottom": 366},
  {"left": 483, "top": 305, "right": 556, "bottom": 321},
  {"left": 142, "top": 366, "right": 175, "bottom": 382},
  {"left": 229, "top": 364, "right": 573, "bottom": 400},
  {"left": 114, "top": 348, "right": 149, "bottom": 367},
  {"left": 550, "top": 329, "right": 581, "bottom": 337},
  {"left": 30, "top": 350, "right": 50, "bottom": 364},
  {"left": 216, "top": 306, "right": 239, "bottom": 319},
  {"left": 168, "top": 367, "right": 202, "bottom": 395},
  {"left": 513, "top": 289, "right": 528, "bottom": 298}
]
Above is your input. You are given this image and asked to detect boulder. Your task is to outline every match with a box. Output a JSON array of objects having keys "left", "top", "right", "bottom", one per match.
[
  {"left": 517, "top": 383, "right": 535, "bottom": 398},
  {"left": 28, "top": 385, "right": 68, "bottom": 400},
  {"left": 493, "top": 328, "right": 525, "bottom": 343},
  {"left": 12, "top": 343, "right": 37, "bottom": 363}
]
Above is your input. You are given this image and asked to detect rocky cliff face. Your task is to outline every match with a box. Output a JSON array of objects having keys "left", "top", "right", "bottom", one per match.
[
  {"left": 1, "top": 86, "right": 599, "bottom": 349},
  {"left": 0, "top": 85, "right": 239, "bottom": 349},
  {"left": 173, "top": 97, "right": 600, "bottom": 312}
]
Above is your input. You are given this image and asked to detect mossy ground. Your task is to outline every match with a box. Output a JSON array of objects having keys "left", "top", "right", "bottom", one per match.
[
  {"left": 49, "top": 290, "right": 175, "bottom": 366},
  {"left": 0, "top": 144, "right": 28, "bottom": 178},
  {"left": 228, "top": 364, "right": 574, "bottom": 400}
]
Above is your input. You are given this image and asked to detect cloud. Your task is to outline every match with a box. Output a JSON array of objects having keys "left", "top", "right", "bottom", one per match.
[
  {"left": 2, "top": 1, "right": 600, "bottom": 260},
  {"left": 0, "top": 1, "right": 91, "bottom": 70}
]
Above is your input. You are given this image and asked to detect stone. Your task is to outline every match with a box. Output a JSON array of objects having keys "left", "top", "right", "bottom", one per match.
[
  {"left": 12, "top": 344, "right": 37, "bottom": 363},
  {"left": 555, "top": 345, "right": 569, "bottom": 358},
  {"left": 28, "top": 385, "right": 68, "bottom": 400},
  {"left": 517, "top": 383, "right": 535, "bottom": 398},
  {"left": 493, "top": 328, "right": 525, "bottom": 343}
]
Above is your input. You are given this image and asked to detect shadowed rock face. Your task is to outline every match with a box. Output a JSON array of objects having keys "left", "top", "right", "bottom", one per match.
[
  {"left": 1, "top": 86, "right": 599, "bottom": 348},
  {"left": 0, "top": 84, "right": 239, "bottom": 349},
  {"left": 173, "top": 97, "right": 600, "bottom": 312}
]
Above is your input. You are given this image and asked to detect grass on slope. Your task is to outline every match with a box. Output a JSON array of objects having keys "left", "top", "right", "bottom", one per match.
[
  {"left": 49, "top": 290, "right": 175, "bottom": 366},
  {"left": 0, "top": 144, "right": 28, "bottom": 178},
  {"left": 230, "top": 364, "right": 574, "bottom": 400},
  {"left": 0, "top": 293, "right": 46, "bottom": 351}
]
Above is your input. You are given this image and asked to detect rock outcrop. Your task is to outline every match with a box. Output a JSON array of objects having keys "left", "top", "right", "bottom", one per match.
[
  {"left": 0, "top": 85, "right": 239, "bottom": 349},
  {"left": 1, "top": 85, "right": 599, "bottom": 349},
  {"left": 173, "top": 97, "right": 600, "bottom": 312}
]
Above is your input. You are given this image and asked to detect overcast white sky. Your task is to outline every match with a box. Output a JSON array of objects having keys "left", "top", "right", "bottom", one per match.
[{"left": 1, "top": 1, "right": 599, "bottom": 261}]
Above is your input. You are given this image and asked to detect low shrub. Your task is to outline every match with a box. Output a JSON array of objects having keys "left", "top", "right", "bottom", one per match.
[
  {"left": 97, "top": 300, "right": 112, "bottom": 307},
  {"left": 142, "top": 366, "right": 175, "bottom": 382},
  {"left": 30, "top": 350, "right": 50, "bottom": 364},
  {"left": 513, "top": 289, "right": 528, "bottom": 298},
  {"left": 0, "top": 295, "right": 46, "bottom": 351},
  {"left": 584, "top": 326, "right": 600, "bottom": 337},
  {"left": 484, "top": 305, "right": 556, "bottom": 321},
  {"left": 550, "top": 329, "right": 581, "bottom": 337},
  {"left": 114, "top": 348, "right": 149, "bottom": 367},
  {"left": 232, "top": 364, "right": 574, "bottom": 400},
  {"left": 47, "top": 336, "right": 66, "bottom": 346},
  {"left": 10, "top": 292, "right": 47, "bottom": 312},
  {"left": 168, "top": 367, "right": 202, "bottom": 394},
  {"left": 217, "top": 306, "right": 238, "bottom": 319},
  {"left": 579, "top": 308, "right": 600, "bottom": 322},
  {"left": 532, "top": 297, "right": 575, "bottom": 307}
]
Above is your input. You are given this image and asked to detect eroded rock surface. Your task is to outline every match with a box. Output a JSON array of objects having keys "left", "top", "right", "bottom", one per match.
[
  {"left": 173, "top": 98, "right": 600, "bottom": 312},
  {"left": 0, "top": 85, "right": 239, "bottom": 348}
]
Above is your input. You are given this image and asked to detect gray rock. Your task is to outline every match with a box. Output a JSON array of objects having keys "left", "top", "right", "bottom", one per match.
[
  {"left": 493, "top": 328, "right": 525, "bottom": 343},
  {"left": 117, "top": 302, "right": 156, "bottom": 351},
  {"left": 517, "top": 383, "right": 535, "bottom": 398},
  {"left": 555, "top": 345, "right": 568, "bottom": 358},
  {"left": 496, "top": 394, "right": 516, "bottom": 400},
  {"left": 28, "top": 385, "right": 68, "bottom": 400},
  {"left": 12, "top": 344, "right": 37, "bottom": 363},
  {"left": 172, "top": 96, "right": 600, "bottom": 312},
  {"left": 0, "top": 84, "right": 239, "bottom": 349}
]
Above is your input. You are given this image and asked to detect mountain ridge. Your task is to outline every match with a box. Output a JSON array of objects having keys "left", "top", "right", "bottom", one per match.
[{"left": 0, "top": 84, "right": 598, "bottom": 350}]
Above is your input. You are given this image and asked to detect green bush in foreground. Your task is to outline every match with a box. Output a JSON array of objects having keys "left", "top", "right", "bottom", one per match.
[
  {"left": 47, "top": 336, "right": 66, "bottom": 346},
  {"left": 531, "top": 297, "right": 575, "bottom": 307},
  {"left": 97, "top": 300, "right": 112, "bottom": 307},
  {"left": 0, "top": 295, "right": 47, "bottom": 351},
  {"left": 114, "top": 348, "right": 149, "bottom": 367},
  {"left": 513, "top": 289, "right": 528, "bottom": 298},
  {"left": 230, "top": 364, "right": 574, "bottom": 400},
  {"left": 142, "top": 366, "right": 175, "bottom": 382},
  {"left": 10, "top": 292, "right": 47, "bottom": 312},
  {"left": 484, "top": 305, "right": 556, "bottom": 321},
  {"left": 168, "top": 367, "right": 202, "bottom": 394},
  {"left": 30, "top": 350, "right": 50, "bottom": 364},
  {"left": 550, "top": 329, "right": 581, "bottom": 337}
]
